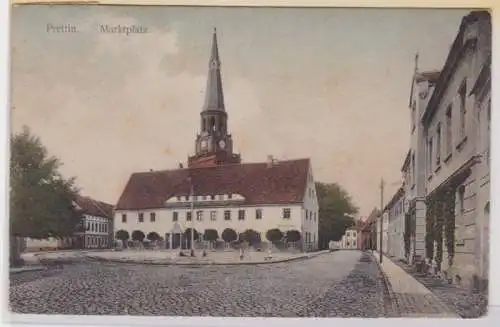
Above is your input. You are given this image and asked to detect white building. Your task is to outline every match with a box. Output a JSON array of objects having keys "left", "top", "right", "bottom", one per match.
[
  {"left": 383, "top": 187, "right": 406, "bottom": 260},
  {"left": 113, "top": 29, "right": 319, "bottom": 251},
  {"left": 74, "top": 195, "right": 114, "bottom": 249},
  {"left": 331, "top": 227, "right": 358, "bottom": 250}
]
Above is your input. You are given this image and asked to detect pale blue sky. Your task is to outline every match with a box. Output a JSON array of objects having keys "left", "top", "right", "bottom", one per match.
[{"left": 11, "top": 5, "right": 470, "bottom": 215}]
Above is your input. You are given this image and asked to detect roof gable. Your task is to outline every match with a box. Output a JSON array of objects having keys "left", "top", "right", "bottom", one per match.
[
  {"left": 116, "top": 158, "right": 311, "bottom": 210},
  {"left": 75, "top": 195, "right": 114, "bottom": 218}
]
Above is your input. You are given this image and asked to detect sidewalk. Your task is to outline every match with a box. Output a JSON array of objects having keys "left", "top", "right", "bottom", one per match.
[
  {"left": 391, "top": 258, "right": 488, "bottom": 318},
  {"left": 373, "top": 251, "right": 459, "bottom": 318}
]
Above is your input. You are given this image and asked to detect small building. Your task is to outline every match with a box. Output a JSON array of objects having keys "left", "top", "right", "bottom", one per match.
[{"left": 74, "top": 195, "right": 114, "bottom": 249}]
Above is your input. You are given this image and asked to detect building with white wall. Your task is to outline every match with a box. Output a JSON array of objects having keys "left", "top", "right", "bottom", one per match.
[
  {"left": 383, "top": 187, "right": 406, "bottom": 260},
  {"left": 74, "top": 195, "right": 114, "bottom": 249},
  {"left": 113, "top": 29, "right": 319, "bottom": 251},
  {"left": 331, "top": 227, "right": 358, "bottom": 250}
]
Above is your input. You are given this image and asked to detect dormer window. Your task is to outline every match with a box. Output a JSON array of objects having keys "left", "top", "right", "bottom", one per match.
[
  {"left": 211, "top": 195, "right": 215, "bottom": 200},
  {"left": 185, "top": 196, "right": 189, "bottom": 201},
  {"left": 202, "top": 195, "right": 207, "bottom": 201},
  {"left": 176, "top": 196, "right": 181, "bottom": 201}
]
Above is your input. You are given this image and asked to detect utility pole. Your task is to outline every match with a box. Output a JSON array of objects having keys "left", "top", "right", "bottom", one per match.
[{"left": 379, "top": 178, "right": 385, "bottom": 264}]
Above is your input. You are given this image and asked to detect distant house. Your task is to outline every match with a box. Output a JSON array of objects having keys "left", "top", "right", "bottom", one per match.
[{"left": 24, "top": 195, "right": 114, "bottom": 252}]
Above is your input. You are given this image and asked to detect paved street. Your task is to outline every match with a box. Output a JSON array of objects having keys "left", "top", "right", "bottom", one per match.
[{"left": 9, "top": 250, "right": 390, "bottom": 317}]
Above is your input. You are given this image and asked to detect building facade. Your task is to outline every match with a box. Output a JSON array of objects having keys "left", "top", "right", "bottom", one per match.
[
  {"left": 383, "top": 187, "right": 406, "bottom": 260},
  {"left": 331, "top": 225, "right": 359, "bottom": 250},
  {"left": 74, "top": 196, "right": 114, "bottom": 249},
  {"left": 386, "top": 11, "right": 491, "bottom": 288},
  {"left": 114, "top": 29, "right": 319, "bottom": 251}
]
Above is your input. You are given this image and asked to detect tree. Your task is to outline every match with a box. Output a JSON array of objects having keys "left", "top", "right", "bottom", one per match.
[
  {"left": 266, "top": 228, "right": 283, "bottom": 244},
  {"left": 131, "top": 230, "right": 145, "bottom": 242},
  {"left": 115, "top": 229, "right": 130, "bottom": 242},
  {"left": 316, "top": 182, "right": 358, "bottom": 249},
  {"left": 10, "top": 126, "right": 84, "bottom": 240},
  {"left": 147, "top": 231, "right": 160, "bottom": 242},
  {"left": 184, "top": 228, "right": 200, "bottom": 241},
  {"left": 221, "top": 228, "right": 237, "bottom": 243},
  {"left": 204, "top": 229, "right": 219, "bottom": 242},
  {"left": 239, "top": 229, "right": 261, "bottom": 245},
  {"left": 286, "top": 230, "right": 301, "bottom": 243}
]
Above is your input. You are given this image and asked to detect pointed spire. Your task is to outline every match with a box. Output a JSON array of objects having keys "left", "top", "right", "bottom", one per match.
[{"left": 203, "top": 28, "right": 225, "bottom": 112}]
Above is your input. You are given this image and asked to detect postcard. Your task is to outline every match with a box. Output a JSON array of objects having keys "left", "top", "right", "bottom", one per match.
[{"left": 8, "top": 3, "right": 491, "bottom": 320}]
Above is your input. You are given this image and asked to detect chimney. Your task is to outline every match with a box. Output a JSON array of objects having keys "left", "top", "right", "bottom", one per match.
[
  {"left": 266, "top": 155, "right": 273, "bottom": 168},
  {"left": 179, "top": 163, "right": 184, "bottom": 169}
]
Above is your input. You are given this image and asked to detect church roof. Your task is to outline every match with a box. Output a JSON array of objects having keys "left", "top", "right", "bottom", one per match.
[
  {"left": 115, "top": 158, "right": 311, "bottom": 210},
  {"left": 203, "top": 28, "right": 225, "bottom": 112},
  {"left": 75, "top": 195, "right": 114, "bottom": 219}
]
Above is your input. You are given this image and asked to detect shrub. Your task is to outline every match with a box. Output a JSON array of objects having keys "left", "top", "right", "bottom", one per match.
[
  {"left": 222, "top": 228, "right": 238, "bottom": 243},
  {"left": 131, "top": 230, "right": 145, "bottom": 242},
  {"left": 204, "top": 229, "right": 219, "bottom": 242},
  {"left": 147, "top": 232, "right": 161, "bottom": 242},
  {"left": 265, "top": 228, "right": 283, "bottom": 244},
  {"left": 184, "top": 228, "right": 200, "bottom": 241},
  {"left": 286, "top": 230, "right": 301, "bottom": 243},
  {"left": 239, "top": 229, "right": 261, "bottom": 245},
  {"left": 115, "top": 229, "right": 130, "bottom": 241}
]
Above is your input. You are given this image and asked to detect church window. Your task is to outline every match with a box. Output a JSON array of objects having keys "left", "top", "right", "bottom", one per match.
[
  {"left": 150, "top": 212, "right": 156, "bottom": 222},
  {"left": 172, "top": 212, "right": 178, "bottom": 222},
  {"left": 255, "top": 209, "right": 262, "bottom": 220},
  {"left": 210, "top": 211, "right": 217, "bottom": 221},
  {"left": 238, "top": 210, "right": 246, "bottom": 220},
  {"left": 197, "top": 210, "right": 204, "bottom": 221},
  {"left": 282, "top": 208, "right": 291, "bottom": 219},
  {"left": 121, "top": 214, "right": 127, "bottom": 223},
  {"left": 224, "top": 210, "right": 231, "bottom": 221},
  {"left": 138, "top": 213, "right": 144, "bottom": 223},
  {"left": 186, "top": 212, "right": 192, "bottom": 221}
]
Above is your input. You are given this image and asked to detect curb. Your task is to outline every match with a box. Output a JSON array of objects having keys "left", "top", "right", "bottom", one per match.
[
  {"left": 86, "top": 250, "right": 331, "bottom": 267},
  {"left": 9, "top": 266, "right": 47, "bottom": 275},
  {"left": 369, "top": 251, "right": 401, "bottom": 317}
]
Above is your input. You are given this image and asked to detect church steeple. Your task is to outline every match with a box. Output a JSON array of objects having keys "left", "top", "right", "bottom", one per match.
[
  {"left": 203, "top": 28, "right": 225, "bottom": 112},
  {"left": 188, "top": 28, "right": 241, "bottom": 169}
]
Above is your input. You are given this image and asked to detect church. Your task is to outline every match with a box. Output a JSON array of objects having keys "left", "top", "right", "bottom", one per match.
[{"left": 113, "top": 29, "right": 319, "bottom": 250}]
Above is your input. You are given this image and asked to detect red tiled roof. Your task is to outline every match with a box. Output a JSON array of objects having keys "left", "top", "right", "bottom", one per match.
[
  {"left": 115, "top": 158, "right": 311, "bottom": 210},
  {"left": 75, "top": 195, "right": 114, "bottom": 219}
]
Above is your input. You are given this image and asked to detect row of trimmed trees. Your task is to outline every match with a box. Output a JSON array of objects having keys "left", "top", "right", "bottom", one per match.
[{"left": 115, "top": 227, "right": 301, "bottom": 246}]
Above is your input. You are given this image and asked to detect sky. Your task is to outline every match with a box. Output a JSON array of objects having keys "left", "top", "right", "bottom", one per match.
[{"left": 10, "top": 5, "right": 471, "bottom": 217}]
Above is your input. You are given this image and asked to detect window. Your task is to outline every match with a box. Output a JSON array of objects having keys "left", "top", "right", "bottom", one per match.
[
  {"left": 305, "top": 210, "right": 309, "bottom": 220},
  {"left": 459, "top": 82, "right": 467, "bottom": 138},
  {"left": 185, "top": 196, "right": 189, "bottom": 201},
  {"left": 238, "top": 210, "right": 245, "bottom": 220},
  {"left": 218, "top": 194, "right": 224, "bottom": 201},
  {"left": 458, "top": 185, "right": 465, "bottom": 215},
  {"left": 228, "top": 194, "right": 233, "bottom": 199},
  {"left": 436, "top": 123, "right": 441, "bottom": 165},
  {"left": 346, "top": 231, "right": 350, "bottom": 237},
  {"left": 255, "top": 209, "right": 262, "bottom": 220},
  {"left": 210, "top": 195, "right": 215, "bottom": 200},
  {"left": 176, "top": 196, "right": 181, "bottom": 201},
  {"left": 121, "top": 214, "right": 127, "bottom": 223},
  {"left": 445, "top": 105, "right": 453, "bottom": 156},
  {"left": 353, "top": 231, "right": 357, "bottom": 237},
  {"left": 427, "top": 137, "right": 433, "bottom": 175},
  {"left": 210, "top": 211, "right": 217, "bottom": 221},
  {"left": 314, "top": 212, "right": 317, "bottom": 222},
  {"left": 202, "top": 195, "right": 207, "bottom": 201},
  {"left": 172, "top": 211, "right": 178, "bottom": 222},
  {"left": 138, "top": 213, "right": 144, "bottom": 223},
  {"left": 150, "top": 212, "right": 156, "bottom": 222},
  {"left": 353, "top": 240, "right": 356, "bottom": 247},
  {"left": 186, "top": 212, "right": 192, "bottom": 221},
  {"left": 224, "top": 210, "right": 231, "bottom": 221},
  {"left": 282, "top": 208, "right": 291, "bottom": 219},
  {"left": 196, "top": 210, "right": 204, "bottom": 221}
]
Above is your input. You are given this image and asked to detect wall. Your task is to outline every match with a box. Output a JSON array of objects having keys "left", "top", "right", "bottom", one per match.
[{"left": 114, "top": 204, "right": 307, "bottom": 244}]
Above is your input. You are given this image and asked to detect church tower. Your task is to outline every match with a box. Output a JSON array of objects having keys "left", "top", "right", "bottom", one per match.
[{"left": 188, "top": 28, "right": 241, "bottom": 168}]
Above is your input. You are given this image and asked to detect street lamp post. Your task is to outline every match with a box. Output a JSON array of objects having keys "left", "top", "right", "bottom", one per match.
[
  {"left": 379, "top": 178, "right": 385, "bottom": 264},
  {"left": 190, "top": 181, "right": 195, "bottom": 254}
]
